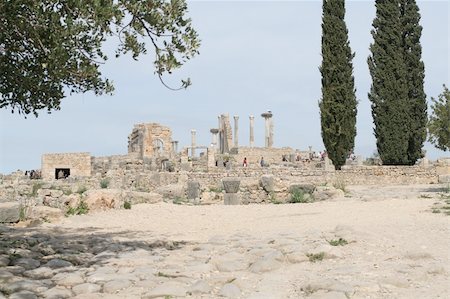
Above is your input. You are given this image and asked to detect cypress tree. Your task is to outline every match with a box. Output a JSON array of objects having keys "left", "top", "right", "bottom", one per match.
[
  {"left": 319, "top": 0, "right": 357, "bottom": 170},
  {"left": 402, "top": 0, "right": 427, "bottom": 163},
  {"left": 368, "top": 0, "right": 426, "bottom": 165}
]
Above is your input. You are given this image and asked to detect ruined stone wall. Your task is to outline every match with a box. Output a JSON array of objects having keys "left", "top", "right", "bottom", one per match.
[
  {"left": 186, "top": 165, "right": 440, "bottom": 187},
  {"left": 231, "top": 147, "right": 295, "bottom": 166},
  {"left": 41, "top": 153, "right": 91, "bottom": 180},
  {"left": 128, "top": 123, "right": 173, "bottom": 159}
]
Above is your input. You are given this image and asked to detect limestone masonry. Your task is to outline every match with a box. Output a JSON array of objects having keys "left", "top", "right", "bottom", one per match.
[{"left": 0, "top": 113, "right": 449, "bottom": 223}]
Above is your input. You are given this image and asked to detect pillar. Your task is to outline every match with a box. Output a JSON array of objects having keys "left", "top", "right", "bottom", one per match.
[
  {"left": 210, "top": 128, "right": 219, "bottom": 148},
  {"left": 191, "top": 129, "right": 196, "bottom": 157},
  {"left": 233, "top": 115, "right": 239, "bottom": 148},
  {"left": 269, "top": 116, "right": 274, "bottom": 148},
  {"left": 249, "top": 115, "right": 254, "bottom": 147},
  {"left": 172, "top": 141, "right": 179, "bottom": 154},
  {"left": 261, "top": 111, "right": 273, "bottom": 148}
]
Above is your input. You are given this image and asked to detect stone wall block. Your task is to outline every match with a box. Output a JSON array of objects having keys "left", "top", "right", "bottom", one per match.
[
  {"left": 260, "top": 175, "right": 274, "bottom": 193},
  {"left": 187, "top": 181, "right": 201, "bottom": 199},
  {"left": 0, "top": 202, "right": 20, "bottom": 223}
]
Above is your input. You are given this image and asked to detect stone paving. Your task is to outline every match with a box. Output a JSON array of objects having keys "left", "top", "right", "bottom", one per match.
[{"left": 0, "top": 222, "right": 448, "bottom": 298}]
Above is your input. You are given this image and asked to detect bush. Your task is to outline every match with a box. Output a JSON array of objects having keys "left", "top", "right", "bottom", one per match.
[
  {"left": 124, "top": 201, "right": 131, "bottom": 209},
  {"left": 100, "top": 178, "right": 110, "bottom": 189},
  {"left": 328, "top": 238, "right": 348, "bottom": 246},
  {"left": 306, "top": 252, "right": 325, "bottom": 262},
  {"left": 333, "top": 176, "right": 347, "bottom": 193},
  {"left": 31, "top": 183, "right": 43, "bottom": 197},
  {"left": 289, "top": 188, "right": 311, "bottom": 203},
  {"left": 66, "top": 201, "right": 89, "bottom": 216}
]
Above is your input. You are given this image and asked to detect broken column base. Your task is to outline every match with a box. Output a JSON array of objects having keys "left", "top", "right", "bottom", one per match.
[{"left": 224, "top": 193, "right": 240, "bottom": 205}]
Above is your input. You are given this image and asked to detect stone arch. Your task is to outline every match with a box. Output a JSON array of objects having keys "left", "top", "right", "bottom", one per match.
[{"left": 153, "top": 138, "right": 165, "bottom": 155}]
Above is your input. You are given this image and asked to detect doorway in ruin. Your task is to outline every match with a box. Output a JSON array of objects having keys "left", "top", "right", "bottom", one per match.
[
  {"left": 153, "top": 138, "right": 165, "bottom": 156},
  {"left": 55, "top": 168, "right": 70, "bottom": 179}
]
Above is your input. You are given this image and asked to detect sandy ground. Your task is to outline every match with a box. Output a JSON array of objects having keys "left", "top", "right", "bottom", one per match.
[{"left": 40, "top": 184, "right": 449, "bottom": 298}]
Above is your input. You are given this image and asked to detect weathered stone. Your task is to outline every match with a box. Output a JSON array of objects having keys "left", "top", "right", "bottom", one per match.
[
  {"left": 30, "top": 206, "right": 63, "bottom": 223},
  {"left": 42, "top": 286, "right": 73, "bottom": 299},
  {"left": 219, "top": 283, "right": 241, "bottom": 298},
  {"left": 0, "top": 255, "right": 10, "bottom": 267},
  {"left": 45, "top": 259, "right": 73, "bottom": 269},
  {"left": 52, "top": 272, "right": 84, "bottom": 287},
  {"left": 224, "top": 193, "right": 240, "bottom": 205},
  {"left": 260, "top": 175, "right": 274, "bottom": 192},
  {"left": 143, "top": 281, "right": 187, "bottom": 298},
  {"left": 84, "top": 189, "right": 122, "bottom": 210},
  {"left": 72, "top": 283, "right": 102, "bottom": 295},
  {"left": 188, "top": 280, "right": 211, "bottom": 294},
  {"left": 0, "top": 269, "right": 15, "bottom": 284},
  {"left": 438, "top": 175, "right": 450, "bottom": 183},
  {"left": 249, "top": 256, "right": 282, "bottom": 273},
  {"left": 313, "top": 187, "right": 344, "bottom": 201},
  {"left": 49, "top": 189, "right": 63, "bottom": 198},
  {"left": 12, "top": 258, "right": 40, "bottom": 270},
  {"left": 309, "top": 290, "right": 348, "bottom": 299},
  {"left": 155, "top": 184, "right": 185, "bottom": 199},
  {"left": 222, "top": 178, "right": 240, "bottom": 193},
  {"left": 0, "top": 202, "right": 20, "bottom": 223},
  {"left": 23, "top": 267, "right": 54, "bottom": 279},
  {"left": 215, "top": 259, "right": 248, "bottom": 272},
  {"left": 127, "top": 191, "right": 162, "bottom": 204},
  {"left": 9, "top": 291, "right": 38, "bottom": 299},
  {"left": 187, "top": 181, "right": 201, "bottom": 199},
  {"left": 7, "top": 279, "right": 46, "bottom": 293},
  {"left": 103, "top": 279, "right": 132, "bottom": 293}
]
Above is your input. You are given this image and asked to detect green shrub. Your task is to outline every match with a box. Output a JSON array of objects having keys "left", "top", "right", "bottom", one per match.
[
  {"left": 328, "top": 238, "right": 348, "bottom": 246},
  {"left": 269, "top": 191, "right": 282, "bottom": 204},
  {"left": 100, "top": 178, "right": 110, "bottom": 189},
  {"left": 333, "top": 176, "right": 347, "bottom": 193},
  {"left": 31, "top": 182, "right": 43, "bottom": 197},
  {"left": 66, "top": 201, "right": 89, "bottom": 216},
  {"left": 173, "top": 197, "right": 186, "bottom": 205},
  {"left": 289, "top": 188, "right": 310, "bottom": 203},
  {"left": 306, "top": 252, "right": 325, "bottom": 263},
  {"left": 19, "top": 206, "right": 27, "bottom": 221},
  {"left": 124, "top": 201, "right": 131, "bottom": 209}
]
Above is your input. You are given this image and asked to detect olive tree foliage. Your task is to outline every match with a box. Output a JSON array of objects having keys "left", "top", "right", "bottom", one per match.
[
  {"left": 0, "top": 0, "right": 200, "bottom": 116},
  {"left": 428, "top": 85, "right": 450, "bottom": 152}
]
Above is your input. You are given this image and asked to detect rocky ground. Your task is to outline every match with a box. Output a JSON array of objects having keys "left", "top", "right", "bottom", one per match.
[{"left": 0, "top": 184, "right": 449, "bottom": 299}]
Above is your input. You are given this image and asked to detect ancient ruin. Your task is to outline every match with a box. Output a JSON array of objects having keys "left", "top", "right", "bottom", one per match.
[{"left": 1, "top": 113, "right": 449, "bottom": 299}]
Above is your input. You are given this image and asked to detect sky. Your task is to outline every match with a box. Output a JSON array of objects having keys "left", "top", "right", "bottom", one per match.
[{"left": 0, "top": 0, "right": 449, "bottom": 174}]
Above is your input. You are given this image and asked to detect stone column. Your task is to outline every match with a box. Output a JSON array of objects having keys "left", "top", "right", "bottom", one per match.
[
  {"left": 249, "top": 115, "right": 254, "bottom": 147},
  {"left": 261, "top": 111, "right": 273, "bottom": 148},
  {"left": 233, "top": 115, "right": 239, "bottom": 148},
  {"left": 269, "top": 116, "right": 274, "bottom": 148},
  {"left": 210, "top": 128, "right": 219, "bottom": 148},
  {"left": 218, "top": 115, "right": 223, "bottom": 154},
  {"left": 222, "top": 177, "right": 241, "bottom": 205},
  {"left": 191, "top": 129, "right": 196, "bottom": 157},
  {"left": 172, "top": 141, "right": 178, "bottom": 154}
]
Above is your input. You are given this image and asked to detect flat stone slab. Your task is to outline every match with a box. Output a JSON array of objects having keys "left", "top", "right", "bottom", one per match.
[{"left": 0, "top": 202, "right": 20, "bottom": 223}]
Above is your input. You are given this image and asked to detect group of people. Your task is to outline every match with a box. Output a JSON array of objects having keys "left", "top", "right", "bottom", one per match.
[
  {"left": 24, "top": 169, "right": 41, "bottom": 179},
  {"left": 242, "top": 157, "right": 265, "bottom": 167}
]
